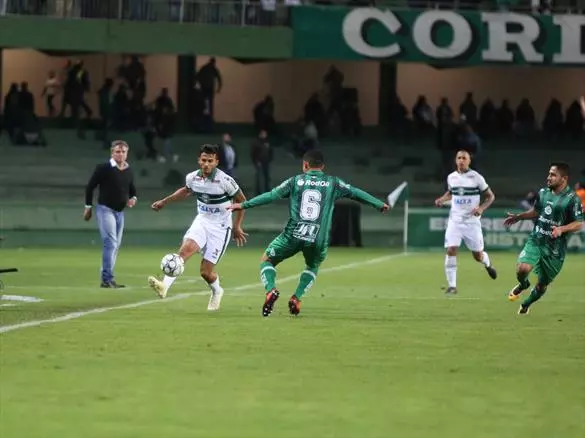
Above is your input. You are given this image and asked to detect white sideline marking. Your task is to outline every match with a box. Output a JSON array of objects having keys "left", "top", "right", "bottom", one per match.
[
  {"left": 0, "top": 253, "right": 407, "bottom": 334},
  {"left": 1, "top": 294, "right": 44, "bottom": 303}
]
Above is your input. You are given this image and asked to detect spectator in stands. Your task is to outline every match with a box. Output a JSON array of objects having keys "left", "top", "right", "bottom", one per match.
[
  {"left": 97, "top": 78, "right": 115, "bottom": 148},
  {"left": 251, "top": 130, "right": 273, "bottom": 194},
  {"left": 436, "top": 97, "right": 455, "bottom": 180},
  {"left": 565, "top": 99, "right": 584, "bottom": 140},
  {"left": 156, "top": 106, "right": 178, "bottom": 163},
  {"left": 192, "top": 83, "right": 212, "bottom": 133},
  {"left": 497, "top": 99, "right": 514, "bottom": 134},
  {"left": 84, "top": 140, "right": 137, "bottom": 288},
  {"left": 3, "top": 83, "right": 20, "bottom": 144},
  {"left": 142, "top": 110, "right": 159, "bottom": 161},
  {"left": 340, "top": 98, "right": 362, "bottom": 137},
  {"left": 292, "top": 119, "right": 319, "bottom": 158},
  {"left": 304, "top": 93, "right": 327, "bottom": 137},
  {"left": 412, "top": 95, "right": 433, "bottom": 135},
  {"left": 154, "top": 87, "right": 175, "bottom": 120},
  {"left": 519, "top": 191, "right": 538, "bottom": 210},
  {"left": 323, "top": 65, "right": 344, "bottom": 124},
  {"left": 18, "top": 82, "right": 35, "bottom": 115},
  {"left": 515, "top": 98, "right": 536, "bottom": 137},
  {"left": 388, "top": 95, "right": 409, "bottom": 141},
  {"left": 196, "top": 58, "right": 222, "bottom": 122},
  {"left": 113, "top": 83, "right": 130, "bottom": 131},
  {"left": 478, "top": 99, "right": 497, "bottom": 139},
  {"left": 459, "top": 92, "right": 477, "bottom": 128},
  {"left": 41, "top": 71, "right": 60, "bottom": 117},
  {"left": 218, "top": 133, "right": 238, "bottom": 178},
  {"left": 253, "top": 95, "right": 276, "bottom": 135},
  {"left": 542, "top": 98, "right": 564, "bottom": 140},
  {"left": 67, "top": 60, "right": 92, "bottom": 139}
]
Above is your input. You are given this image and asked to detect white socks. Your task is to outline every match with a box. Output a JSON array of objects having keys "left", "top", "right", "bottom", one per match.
[
  {"left": 480, "top": 252, "right": 491, "bottom": 268},
  {"left": 208, "top": 276, "right": 222, "bottom": 293},
  {"left": 163, "top": 275, "right": 177, "bottom": 290},
  {"left": 445, "top": 255, "right": 457, "bottom": 288}
]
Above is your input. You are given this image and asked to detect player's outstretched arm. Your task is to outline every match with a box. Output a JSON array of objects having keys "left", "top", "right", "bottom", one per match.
[
  {"left": 504, "top": 208, "right": 538, "bottom": 227},
  {"left": 151, "top": 187, "right": 191, "bottom": 211},
  {"left": 347, "top": 186, "right": 388, "bottom": 212},
  {"left": 229, "top": 179, "right": 293, "bottom": 211}
]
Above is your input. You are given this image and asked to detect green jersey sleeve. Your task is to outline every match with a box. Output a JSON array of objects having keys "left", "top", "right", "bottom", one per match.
[
  {"left": 334, "top": 178, "right": 385, "bottom": 210},
  {"left": 242, "top": 177, "right": 294, "bottom": 209},
  {"left": 566, "top": 193, "right": 584, "bottom": 223},
  {"left": 534, "top": 189, "right": 545, "bottom": 215}
]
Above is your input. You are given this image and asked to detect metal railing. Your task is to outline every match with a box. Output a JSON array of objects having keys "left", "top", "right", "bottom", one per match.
[{"left": 0, "top": 0, "right": 583, "bottom": 25}]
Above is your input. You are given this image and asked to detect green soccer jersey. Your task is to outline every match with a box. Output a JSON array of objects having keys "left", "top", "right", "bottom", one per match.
[
  {"left": 242, "top": 170, "right": 385, "bottom": 246},
  {"left": 530, "top": 186, "right": 584, "bottom": 258}
]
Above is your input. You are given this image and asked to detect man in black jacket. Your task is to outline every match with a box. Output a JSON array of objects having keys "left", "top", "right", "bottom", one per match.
[{"left": 84, "top": 140, "right": 137, "bottom": 288}]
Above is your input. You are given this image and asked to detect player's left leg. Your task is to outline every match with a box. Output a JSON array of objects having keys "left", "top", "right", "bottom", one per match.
[
  {"left": 465, "top": 223, "right": 497, "bottom": 280},
  {"left": 444, "top": 221, "right": 463, "bottom": 294},
  {"left": 110, "top": 210, "right": 125, "bottom": 287},
  {"left": 260, "top": 234, "right": 301, "bottom": 317},
  {"left": 288, "top": 245, "right": 327, "bottom": 315},
  {"left": 199, "top": 225, "right": 232, "bottom": 311},
  {"left": 517, "top": 256, "right": 563, "bottom": 315}
]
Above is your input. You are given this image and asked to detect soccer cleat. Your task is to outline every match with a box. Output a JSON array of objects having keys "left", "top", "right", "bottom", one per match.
[
  {"left": 148, "top": 276, "right": 168, "bottom": 299},
  {"left": 445, "top": 287, "right": 458, "bottom": 295},
  {"left": 262, "top": 288, "right": 280, "bottom": 317},
  {"left": 517, "top": 305, "right": 530, "bottom": 315},
  {"left": 485, "top": 265, "right": 497, "bottom": 279},
  {"left": 207, "top": 287, "right": 224, "bottom": 311},
  {"left": 508, "top": 282, "right": 530, "bottom": 302},
  {"left": 100, "top": 281, "right": 125, "bottom": 289},
  {"left": 288, "top": 295, "right": 301, "bottom": 316}
]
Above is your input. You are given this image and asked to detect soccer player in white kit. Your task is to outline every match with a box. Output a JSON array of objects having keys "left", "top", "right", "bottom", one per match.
[
  {"left": 434, "top": 150, "right": 497, "bottom": 294},
  {"left": 148, "top": 144, "right": 248, "bottom": 310}
]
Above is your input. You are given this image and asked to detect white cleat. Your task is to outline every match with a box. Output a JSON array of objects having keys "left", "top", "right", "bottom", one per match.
[
  {"left": 207, "top": 288, "right": 224, "bottom": 311},
  {"left": 148, "top": 276, "right": 168, "bottom": 299}
]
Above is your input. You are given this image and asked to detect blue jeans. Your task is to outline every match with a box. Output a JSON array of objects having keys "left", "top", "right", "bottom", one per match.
[{"left": 96, "top": 204, "right": 125, "bottom": 283}]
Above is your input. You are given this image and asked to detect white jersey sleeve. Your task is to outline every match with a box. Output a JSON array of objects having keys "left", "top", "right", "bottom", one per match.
[
  {"left": 221, "top": 173, "right": 240, "bottom": 198},
  {"left": 475, "top": 172, "right": 489, "bottom": 193},
  {"left": 185, "top": 170, "right": 199, "bottom": 193}
]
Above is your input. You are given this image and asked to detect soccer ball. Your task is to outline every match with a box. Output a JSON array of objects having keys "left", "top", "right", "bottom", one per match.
[{"left": 161, "top": 253, "right": 185, "bottom": 277}]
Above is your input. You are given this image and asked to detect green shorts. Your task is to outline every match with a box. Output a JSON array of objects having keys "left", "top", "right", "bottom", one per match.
[
  {"left": 265, "top": 233, "right": 327, "bottom": 270},
  {"left": 517, "top": 239, "right": 564, "bottom": 285}
]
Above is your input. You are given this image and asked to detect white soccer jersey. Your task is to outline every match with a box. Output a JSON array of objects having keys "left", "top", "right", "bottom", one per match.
[
  {"left": 447, "top": 169, "right": 489, "bottom": 224},
  {"left": 185, "top": 168, "right": 240, "bottom": 224}
]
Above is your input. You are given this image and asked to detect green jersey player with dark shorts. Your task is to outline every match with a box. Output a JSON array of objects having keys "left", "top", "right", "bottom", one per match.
[
  {"left": 228, "top": 150, "right": 389, "bottom": 317},
  {"left": 504, "top": 162, "right": 584, "bottom": 315}
]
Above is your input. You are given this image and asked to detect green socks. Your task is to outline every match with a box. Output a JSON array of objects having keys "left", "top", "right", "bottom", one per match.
[
  {"left": 517, "top": 271, "right": 530, "bottom": 290},
  {"left": 294, "top": 268, "right": 318, "bottom": 300},
  {"left": 522, "top": 287, "right": 546, "bottom": 308},
  {"left": 260, "top": 261, "right": 276, "bottom": 292}
]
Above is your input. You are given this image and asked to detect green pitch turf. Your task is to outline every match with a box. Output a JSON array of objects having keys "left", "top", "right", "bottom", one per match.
[{"left": 1, "top": 248, "right": 584, "bottom": 438}]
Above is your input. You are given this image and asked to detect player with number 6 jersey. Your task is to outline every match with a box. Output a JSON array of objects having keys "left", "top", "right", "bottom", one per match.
[{"left": 228, "top": 149, "right": 389, "bottom": 317}]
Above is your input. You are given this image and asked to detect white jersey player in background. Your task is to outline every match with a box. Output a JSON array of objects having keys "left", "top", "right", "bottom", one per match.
[
  {"left": 434, "top": 150, "right": 497, "bottom": 295},
  {"left": 148, "top": 144, "right": 248, "bottom": 310}
]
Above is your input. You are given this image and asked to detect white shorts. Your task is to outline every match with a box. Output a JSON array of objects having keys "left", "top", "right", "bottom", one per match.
[
  {"left": 183, "top": 217, "right": 232, "bottom": 264},
  {"left": 444, "top": 220, "right": 484, "bottom": 252}
]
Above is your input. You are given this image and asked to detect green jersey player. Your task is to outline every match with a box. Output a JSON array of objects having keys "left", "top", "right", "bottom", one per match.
[
  {"left": 228, "top": 150, "right": 389, "bottom": 317},
  {"left": 504, "top": 162, "right": 584, "bottom": 314}
]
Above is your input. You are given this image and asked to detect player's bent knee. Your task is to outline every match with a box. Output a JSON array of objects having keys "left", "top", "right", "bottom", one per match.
[
  {"left": 517, "top": 263, "right": 532, "bottom": 275},
  {"left": 472, "top": 251, "right": 483, "bottom": 261},
  {"left": 446, "top": 247, "right": 457, "bottom": 256}
]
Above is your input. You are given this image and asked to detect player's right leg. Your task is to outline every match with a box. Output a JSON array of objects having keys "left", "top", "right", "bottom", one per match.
[
  {"left": 288, "top": 245, "right": 327, "bottom": 315},
  {"left": 444, "top": 221, "right": 462, "bottom": 295},
  {"left": 464, "top": 222, "right": 497, "bottom": 280},
  {"left": 96, "top": 204, "right": 122, "bottom": 288},
  {"left": 148, "top": 220, "right": 204, "bottom": 298},
  {"left": 508, "top": 240, "right": 539, "bottom": 302},
  {"left": 517, "top": 256, "right": 563, "bottom": 314},
  {"left": 260, "top": 234, "right": 300, "bottom": 317}
]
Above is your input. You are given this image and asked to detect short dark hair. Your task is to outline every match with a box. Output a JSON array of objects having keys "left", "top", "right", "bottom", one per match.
[
  {"left": 303, "top": 150, "right": 325, "bottom": 168},
  {"left": 550, "top": 161, "right": 570, "bottom": 177},
  {"left": 199, "top": 144, "right": 219, "bottom": 157}
]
